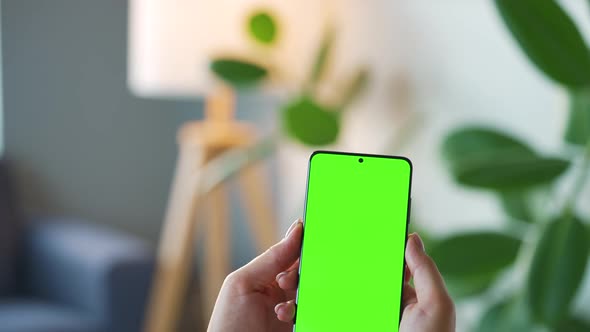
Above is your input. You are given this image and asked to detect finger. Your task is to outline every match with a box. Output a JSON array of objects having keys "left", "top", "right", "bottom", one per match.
[
  {"left": 276, "top": 268, "right": 299, "bottom": 291},
  {"left": 404, "top": 265, "right": 411, "bottom": 283},
  {"left": 402, "top": 283, "right": 417, "bottom": 308},
  {"left": 405, "top": 233, "right": 450, "bottom": 305},
  {"left": 286, "top": 258, "right": 300, "bottom": 273},
  {"left": 239, "top": 220, "right": 303, "bottom": 284},
  {"left": 275, "top": 300, "right": 296, "bottom": 323}
]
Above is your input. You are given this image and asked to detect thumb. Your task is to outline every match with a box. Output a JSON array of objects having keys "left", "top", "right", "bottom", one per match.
[
  {"left": 405, "top": 233, "right": 450, "bottom": 305},
  {"left": 239, "top": 220, "right": 303, "bottom": 284}
]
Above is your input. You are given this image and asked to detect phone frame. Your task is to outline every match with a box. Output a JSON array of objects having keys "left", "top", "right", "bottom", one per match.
[{"left": 293, "top": 150, "right": 413, "bottom": 331}]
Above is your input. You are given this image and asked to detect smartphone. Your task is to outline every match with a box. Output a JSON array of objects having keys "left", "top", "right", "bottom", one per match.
[{"left": 294, "top": 151, "right": 412, "bottom": 332}]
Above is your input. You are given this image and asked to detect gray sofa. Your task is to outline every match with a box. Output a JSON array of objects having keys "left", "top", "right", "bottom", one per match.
[
  {"left": 0, "top": 218, "right": 154, "bottom": 332},
  {"left": 0, "top": 160, "right": 155, "bottom": 332}
]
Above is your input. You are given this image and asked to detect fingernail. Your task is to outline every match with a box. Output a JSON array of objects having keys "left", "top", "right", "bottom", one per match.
[
  {"left": 285, "top": 219, "right": 302, "bottom": 238},
  {"left": 275, "top": 302, "right": 286, "bottom": 314},
  {"left": 276, "top": 271, "right": 288, "bottom": 282},
  {"left": 412, "top": 233, "right": 425, "bottom": 252}
]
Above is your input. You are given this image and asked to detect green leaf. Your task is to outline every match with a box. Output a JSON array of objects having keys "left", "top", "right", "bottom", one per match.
[
  {"left": 478, "top": 297, "right": 533, "bottom": 332},
  {"left": 556, "top": 316, "right": 590, "bottom": 332},
  {"left": 442, "top": 127, "right": 570, "bottom": 190},
  {"left": 565, "top": 88, "right": 590, "bottom": 145},
  {"left": 282, "top": 96, "right": 340, "bottom": 146},
  {"left": 527, "top": 216, "right": 590, "bottom": 326},
  {"left": 494, "top": 0, "right": 590, "bottom": 87},
  {"left": 445, "top": 273, "right": 499, "bottom": 299},
  {"left": 210, "top": 58, "right": 267, "bottom": 86},
  {"left": 499, "top": 190, "right": 534, "bottom": 223},
  {"left": 430, "top": 232, "right": 521, "bottom": 297},
  {"left": 458, "top": 156, "right": 570, "bottom": 190},
  {"left": 455, "top": 156, "right": 570, "bottom": 190},
  {"left": 247, "top": 11, "right": 278, "bottom": 45},
  {"left": 308, "top": 29, "right": 335, "bottom": 87},
  {"left": 431, "top": 232, "right": 521, "bottom": 277},
  {"left": 337, "top": 68, "right": 370, "bottom": 110},
  {"left": 443, "top": 127, "right": 535, "bottom": 161}
]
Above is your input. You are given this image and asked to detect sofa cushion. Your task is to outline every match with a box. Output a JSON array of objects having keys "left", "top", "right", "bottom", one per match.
[
  {"left": 0, "top": 160, "right": 22, "bottom": 296},
  {"left": 0, "top": 299, "right": 100, "bottom": 332}
]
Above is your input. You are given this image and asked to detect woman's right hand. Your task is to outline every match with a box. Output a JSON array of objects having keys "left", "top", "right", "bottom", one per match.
[{"left": 399, "top": 233, "right": 455, "bottom": 332}]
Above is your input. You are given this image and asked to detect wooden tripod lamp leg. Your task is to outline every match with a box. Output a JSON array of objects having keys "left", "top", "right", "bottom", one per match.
[
  {"left": 144, "top": 85, "right": 276, "bottom": 330},
  {"left": 238, "top": 163, "right": 278, "bottom": 252},
  {"left": 144, "top": 146, "right": 204, "bottom": 332},
  {"left": 203, "top": 183, "right": 230, "bottom": 319}
]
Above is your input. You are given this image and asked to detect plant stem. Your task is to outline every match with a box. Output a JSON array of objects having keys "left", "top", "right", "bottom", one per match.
[
  {"left": 200, "top": 133, "right": 278, "bottom": 194},
  {"left": 563, "top": 140, "right": 590, "bottom": 217}
]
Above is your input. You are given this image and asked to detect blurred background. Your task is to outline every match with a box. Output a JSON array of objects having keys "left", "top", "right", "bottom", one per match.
[{"left": 1, "top": 0, "right": 589, "bottom": 331}]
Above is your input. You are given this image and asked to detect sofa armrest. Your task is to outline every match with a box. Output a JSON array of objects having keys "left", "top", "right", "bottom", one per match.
[{"left": 22, "top": 217, "right": 155, "bottom": 332}]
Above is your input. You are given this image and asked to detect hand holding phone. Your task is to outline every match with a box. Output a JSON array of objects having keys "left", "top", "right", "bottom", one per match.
[
  {"left": 207, "top": 151, "right": 454, "bottom": 332},
  {"left": 274, "top": 232, "right": 455, "bottom": 332},
  {"left": 207, "top": 221, "right": 454, "bottom": 332}
]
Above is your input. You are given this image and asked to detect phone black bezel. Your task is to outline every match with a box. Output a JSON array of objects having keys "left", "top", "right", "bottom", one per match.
[{"left": 293, "top": 150, "right": 413, "bottom": 331}]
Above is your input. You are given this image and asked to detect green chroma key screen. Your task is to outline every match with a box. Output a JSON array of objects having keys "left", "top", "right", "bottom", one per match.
[{"left": 295, "top": 151, "right": 412, "bottom": 332}]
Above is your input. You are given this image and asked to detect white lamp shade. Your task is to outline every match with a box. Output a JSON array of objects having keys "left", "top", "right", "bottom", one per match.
[{"left": 127, "top": 0, "right": 331, "bottom": 98}]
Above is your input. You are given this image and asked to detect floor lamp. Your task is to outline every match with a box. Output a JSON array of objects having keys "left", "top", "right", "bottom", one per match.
[
  {"left": 127, "top": 2, "right": 284, "bottom": 331},
  {"left": 144, "top": 85, "right": 277, "bottom": 332}
]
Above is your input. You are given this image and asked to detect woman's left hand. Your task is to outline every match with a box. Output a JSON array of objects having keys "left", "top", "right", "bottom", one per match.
[{"left": 208, "top": 219, "right": 303, "bottom": 332}]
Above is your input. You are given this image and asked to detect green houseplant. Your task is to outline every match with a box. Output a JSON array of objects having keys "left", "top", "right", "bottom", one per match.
[
  {"left": 433, "top": 1, "right": 590, "bottom": 330},
  {"left": 209, "top": 9, "right": 368, "bottom": 147},
  {"left": 196, "top": 8, "right": 370, "bottom": 193}
]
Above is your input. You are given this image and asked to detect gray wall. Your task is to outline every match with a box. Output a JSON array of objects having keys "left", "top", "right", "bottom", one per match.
[
  {"left": 0, "top": 2, "right": 3, "bottom": 154},
  {"left": 2, "top": 0, "right": 203, "bottom": 241},
  {"left": 1, "top": 1, "right": 275, "bottom": 269}
]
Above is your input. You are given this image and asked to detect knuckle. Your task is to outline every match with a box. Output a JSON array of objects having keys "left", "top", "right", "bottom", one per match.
[
  {"left": 440, "top": 294, "right": 455, "bottom": 314},
  {"left": 267, "top": 244, "right": 285, "bottom": 267},
  {"left": 224, "top": 271, "right": 248, "bottom": 292},
  {"left": 435, "top": 297, "right": 456, "bottom": 331},
  {"left": 431, "top": 293, "right": 455, "bottom": 318},
  {"left": 223, "top": 271, "right": 239, "bottom": 286}
]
